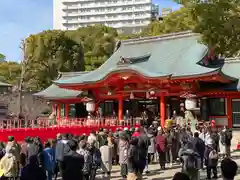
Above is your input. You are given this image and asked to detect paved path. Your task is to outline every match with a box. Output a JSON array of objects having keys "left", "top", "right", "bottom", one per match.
[{"left": 97, "top": 151, "right": 240, "bottom": 180}]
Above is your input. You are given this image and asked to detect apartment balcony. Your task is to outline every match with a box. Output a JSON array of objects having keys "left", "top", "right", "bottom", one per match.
[
  {"left": 62, "top": 0, "right": 151, "bottom": 10},
  {"left": 62, "top": 14, "right": 151, "bottom": 24},
  {"left": 63, "top": 8, "right": 151, "bottom": 17}
]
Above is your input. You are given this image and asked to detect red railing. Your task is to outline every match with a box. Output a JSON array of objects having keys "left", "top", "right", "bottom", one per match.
[
  {"left": 0, "top": 118, "right": 141, "bottom": 142},
  {"left": 0, "top": 118, "right": 141, "bottom": 130}
]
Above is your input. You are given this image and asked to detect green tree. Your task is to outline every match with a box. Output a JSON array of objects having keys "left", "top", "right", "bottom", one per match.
[
  {"left": 141, "top": 8, "right": 195, "bottom": 36},
  {"left": 66, "top": 25, "right": 118, "bottom": 71},
  {"left": 173, "top": 0, "right": 240, "bottom": 57},
  {"left": 24, "top": 30, "right": 84, "bottom": 90},
  {"left": 0, "top": 62, "right": 21, "bottom": 84},
  {"left": 0, "top": 53, "right": 6, "bottom": 61}
]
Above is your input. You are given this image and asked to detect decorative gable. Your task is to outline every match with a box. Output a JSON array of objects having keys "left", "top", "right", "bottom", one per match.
[{"left": 117, "top": 54, "right": 151, "bottom": 66}]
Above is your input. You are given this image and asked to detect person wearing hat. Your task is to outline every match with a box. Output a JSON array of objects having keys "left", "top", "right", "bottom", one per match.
[
  {"left": 6, "top": 136, "right": 20, "bottom": 172},
  {"left": 132, "top": 128, "right": 140, "bottom": 137}
]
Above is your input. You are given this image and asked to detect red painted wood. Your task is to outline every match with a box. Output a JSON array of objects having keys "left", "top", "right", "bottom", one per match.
[
  {"left": 118, "top": 96, "right": 123, "bottom": 121},
  {"left": 57, "top": 103, "right": 61, "bottom": 120},
  {"left": 0, "top": 125, "right": 132, "bottom": 142},
  {"left": 160, "top": 93, "right": 165, "bottom": 127},
  {"left": 227, "top": 96, "right": 233, "bottom": 128}
]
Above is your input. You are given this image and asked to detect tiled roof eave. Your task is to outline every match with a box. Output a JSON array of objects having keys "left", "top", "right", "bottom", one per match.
[
  {"left": 170, "top": 68, "right": 221, "bottom": 80},
  {"left": 54, "top": 68, "right": 171, "bottom": 87},
  {"left": 33, "top": 95, "right": 80, "bottom": 100}
]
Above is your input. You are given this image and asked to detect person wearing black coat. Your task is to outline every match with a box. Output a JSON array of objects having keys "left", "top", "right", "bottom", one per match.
[
  {"left": 20, "top": 155, "right": 46, "bottom": 180},
  {"left": 55, "top": 134, "right": 70, "bottom": 179},
  {"left": 26, "top": 137, "right": 43, "bottom": 167},
  {"left": 127, "top": 137, "right": 141, "bottom": 180},
  {"left": 61, "top": 140, "right": 84, "bottom": 180},
  {"left": 211, "top": 129, "right": 220, "bottom": 152},
  {"left": 204, "top": 144, "right": 218, "bottom": 179},
  {"left": 138, "top": 127, "right": 150, "bottom": 174},
  {"left": 192, "top": 132, "right": 205, "bottom": 168}
]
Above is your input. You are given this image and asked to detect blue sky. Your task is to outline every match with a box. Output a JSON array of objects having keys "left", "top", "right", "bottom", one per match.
[{"left": 0, "top": 0, "right": 180, "bottom": 62}]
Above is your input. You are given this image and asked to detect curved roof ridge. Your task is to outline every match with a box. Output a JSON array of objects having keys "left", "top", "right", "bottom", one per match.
[
  {"left": 122, "top": 31, "right": 195, "bottom": 45},
  {"left": 58, "top": 71, "right": 90, "bottom": 80}
]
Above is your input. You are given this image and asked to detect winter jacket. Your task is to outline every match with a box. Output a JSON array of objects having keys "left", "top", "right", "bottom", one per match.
[
  {"left": 204, "top": 146, "right": 218, "bottom": 167},
  {"left": 55, "top": 140, "right": 70, "bottom": 162},
  {"left": 20, "top": 162, "right": 46, "bottom": 180},
  {"left": 165, "top": 133, "right": 174, "bottom": 148},
  {"left": 118, "top": 139, "right": 128, "bottom": 164},
  {"left": 132, "top": 132, "right": 140, "bottom": 137},
  {"left": 138, "top": 134, "right": 150, "bottom": 159},
  {"left": 87, "top": 133, "right": 97, "bottom": 145},
  {"left": 97, "top": 132, "right": 107, "bottom": 148},
  {"left": 5, "top": 141, "right": 20, "bottom": 163},
  {"left": 43, "top": 147, "right": 55, "bottom": 171},
  {"left": 223, "top": 130, "right": 232, "bottom": 146},
  {"left": 62, "top": 150, "right": 84, "bottom": 180},
  {"left": 0, "top": 147, "right": 18, "bottom": 178},
  {"left": 155, "top": 135, "right": 167, "bottom": 152},
  {"left": 100, "top": 145, "right": 112, "bottom": 172},
  {"left": 127, "top": 137, "right": 140, "bottom": 174},
  {"left": 192, "top": 137, "right": 205, "bottom": 158},
  {"left": 27, "top": 142, "right": 43, "bottom": 166},
  {"left": 179, "top": 147, "right": 200, "bottom": 171},
  {"left": 147, "top": 133, "right": 156, "bottom": 154},
  {"left": 77, "top": 148, "right": 92, "bottom": 175}
]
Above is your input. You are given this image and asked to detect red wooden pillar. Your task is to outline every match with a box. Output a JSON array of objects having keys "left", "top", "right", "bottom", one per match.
[
  {"left": 160, "top": 93, "right": 165, "bottom": 128},
  {"left": 51, "top": 102, "right": 55, "bottom": 114},
  {"left": 57, "top": 103, "right": 61, "bottom": 120},
  {"left": 118, "top": 96, "right": 123, "bottom": 121},
  {"left": 227, "top": 96, "right": 232, "bottom": 128},
  {"left": 65, "top": 103, "right": 69, "bottom": 120}
]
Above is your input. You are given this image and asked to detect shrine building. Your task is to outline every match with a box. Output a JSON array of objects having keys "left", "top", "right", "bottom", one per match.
[{"left": 35, "top": 31, "right": 240, "bottom": 128}]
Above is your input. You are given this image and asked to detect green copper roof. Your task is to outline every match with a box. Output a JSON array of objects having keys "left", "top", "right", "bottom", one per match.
[
  {"left": 55, "top": 31, "right": 219, "bottom": 86},
  {"left": 34, "top": 72, "right": 88, "bottom": 99}
]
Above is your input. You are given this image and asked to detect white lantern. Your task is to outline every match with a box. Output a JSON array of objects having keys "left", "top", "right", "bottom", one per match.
[
  {"left": 185, "top": 98, "right": 197, "bottom": 110},
  {"left": 86, "top": 101, "right": 95, "bottom": 112}
]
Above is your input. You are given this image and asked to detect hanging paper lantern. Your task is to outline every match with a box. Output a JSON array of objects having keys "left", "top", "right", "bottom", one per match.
[
  {"left": 150, "top": 91, "right": 155, "bottom": 95},
  {"left": 130, "top": 92, "right": 134, "bottom": 99},
  {"left": 86, "top": 101, "right": 95, "bottom": 112},
  {"left": 185, "top": 98, "right": 197, "bottom": 110}
]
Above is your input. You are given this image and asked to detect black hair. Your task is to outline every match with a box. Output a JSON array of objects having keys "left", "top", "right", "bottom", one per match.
[
  {"left": 62, "top": 134, "right": 68, "bottom": 139},
  {"left": 221, "top": 158, "right": 238, "bottom": 179},
  {"left": 172, "top": 172, "right": 190, "bottom": 180},
  {"left": 45, "top": 141, "right": 51, "bottom": 148},
  {"left": 68, "top": 140, "right": 78, "bottom": 151},
  {"left": 194, "top": 132, "right": 199, "bottom": 138}
]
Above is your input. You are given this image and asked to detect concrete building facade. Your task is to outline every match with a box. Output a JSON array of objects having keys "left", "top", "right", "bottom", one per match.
[{"left": 53, "top": 0, "right": 159, "bottom": 33}]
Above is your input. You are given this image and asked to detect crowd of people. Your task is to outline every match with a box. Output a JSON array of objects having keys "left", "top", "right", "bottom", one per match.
[{"left": 0, "top": 123, "right": 238, "bottom": 180}]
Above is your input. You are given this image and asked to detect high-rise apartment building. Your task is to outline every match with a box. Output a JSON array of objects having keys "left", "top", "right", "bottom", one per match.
[{"left": 53, "top": 0, "right": 158, "bottom": 34}]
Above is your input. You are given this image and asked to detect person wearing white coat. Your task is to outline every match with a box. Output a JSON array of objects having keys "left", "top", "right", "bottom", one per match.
[{"left": 100, "top": 140, "right": 112, "bottom": 177}]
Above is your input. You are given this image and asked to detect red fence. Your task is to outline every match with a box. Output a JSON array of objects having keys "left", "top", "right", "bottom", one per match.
[{"left": 0, "top": 118, "right": 140, "bottom": 142}]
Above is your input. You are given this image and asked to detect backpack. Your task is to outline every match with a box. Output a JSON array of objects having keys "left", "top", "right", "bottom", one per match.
[
  {"left": 209, "top": 149, "right": 218, "bottom": 160},
  {"left": 183, "top": 153, "right": 197, "bottom": 170}
]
